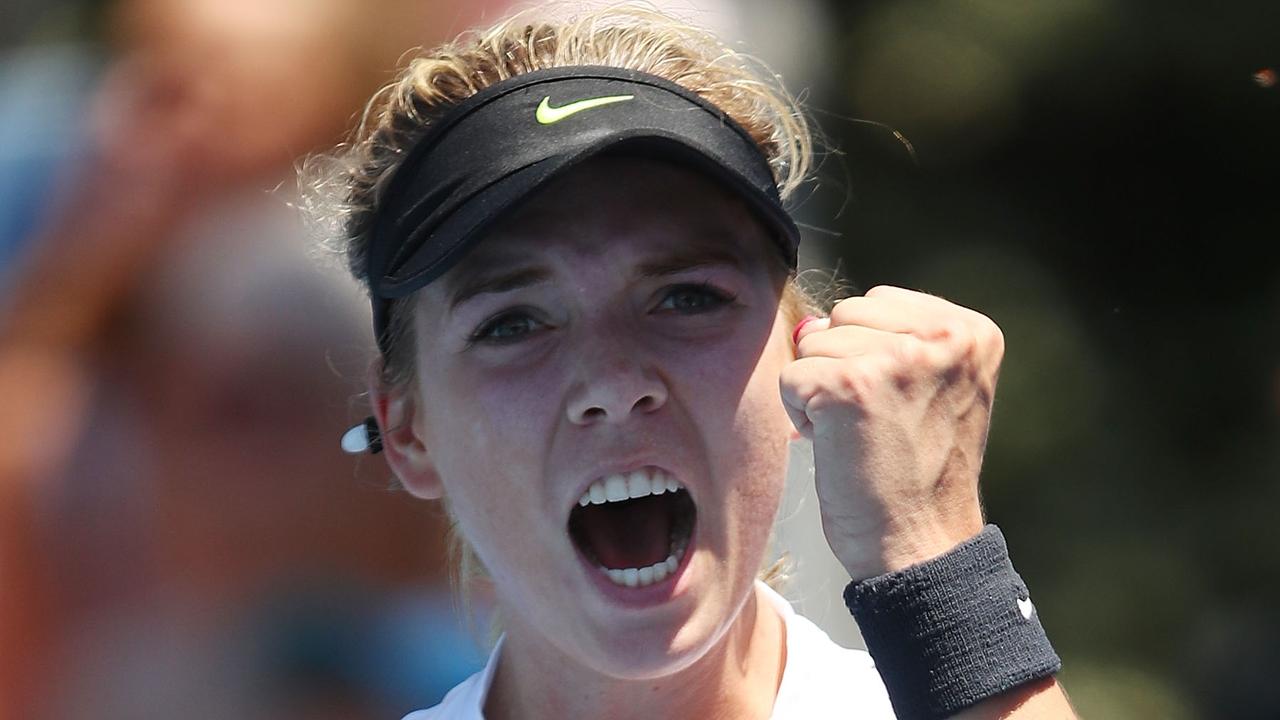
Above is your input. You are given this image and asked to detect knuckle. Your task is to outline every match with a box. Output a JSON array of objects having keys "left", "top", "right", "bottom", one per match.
[
  {"left": 935, "top": 318, "right": 968, "bottom": 342},
  {"left": 836, "top": 359, "right": 889, "bottom": 404},
  {"left": 895, "top": 334, "right": 933, "bottom": 368},
  {"left": 804, "top": 391, "right": 849, "bottom": 425},
  {"left": 778, "top": 360, "right": 814, "bottom": 398},
  {"left": 941, "top": 320, "right": 976, "bottom": 359}
]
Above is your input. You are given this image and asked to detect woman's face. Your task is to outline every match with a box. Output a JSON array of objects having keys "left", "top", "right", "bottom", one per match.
[{"left": 388, "top": 156, "right": 798, "bottom": 679}]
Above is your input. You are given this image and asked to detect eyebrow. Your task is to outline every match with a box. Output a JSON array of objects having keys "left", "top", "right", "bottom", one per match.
[
  {"left": 448, "top": 266, "right": 552, "bottom": 310},
  {"left": 447, "top": 242, "right": 749, "bottom": 310}
]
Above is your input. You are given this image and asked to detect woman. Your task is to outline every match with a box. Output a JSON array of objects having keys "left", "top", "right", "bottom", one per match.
[{"left": 307, "top": 6, "right": 1075, "bottom": 719}]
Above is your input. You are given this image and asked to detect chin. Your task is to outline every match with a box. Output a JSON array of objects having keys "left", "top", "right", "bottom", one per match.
[
  {"left": 580, "top": 613, "right": 729, "bottom": 682},
  {"left": 573, "top": 578, "right": 754, "bottom": 683}
]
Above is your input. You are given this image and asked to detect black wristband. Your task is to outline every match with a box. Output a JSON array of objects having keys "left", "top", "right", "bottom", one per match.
[{"left": 843, "top": 525, "right": 1061, "bottom": 720}]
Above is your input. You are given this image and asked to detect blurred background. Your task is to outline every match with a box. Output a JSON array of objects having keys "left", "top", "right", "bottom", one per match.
[{"left": 0, "top": 0, "right": 1275, "bottom": 718}]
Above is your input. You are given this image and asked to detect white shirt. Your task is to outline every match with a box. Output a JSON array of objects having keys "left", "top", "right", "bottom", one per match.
[{"left": 403, "top": 581, "right": 895, "bottom": 719}]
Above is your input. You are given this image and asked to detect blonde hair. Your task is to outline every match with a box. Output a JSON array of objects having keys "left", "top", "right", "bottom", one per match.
[{"left": 301, "top": 3, "right": 825, "bottom": 616}]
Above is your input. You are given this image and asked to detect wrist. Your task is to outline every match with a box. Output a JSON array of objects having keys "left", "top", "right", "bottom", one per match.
[
  {"left": 828, "top": 510, "right": 984, "bottom": 581},
  {"left": 842, "top": 524, "right": 1061, "bottom": 720}
]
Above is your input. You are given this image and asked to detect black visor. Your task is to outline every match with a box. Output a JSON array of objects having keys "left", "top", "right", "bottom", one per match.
[{"left": 366, "top": 65, "right": 800, "bottom": 353}]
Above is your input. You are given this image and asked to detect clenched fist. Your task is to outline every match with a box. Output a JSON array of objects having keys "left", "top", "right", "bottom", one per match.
[{"left": 780, "top": 285, "right": 1006, "bottom": 581}]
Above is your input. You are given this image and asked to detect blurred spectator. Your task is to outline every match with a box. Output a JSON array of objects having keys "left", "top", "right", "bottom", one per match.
[{"left": 1, "top": 0, "right": 514, "bottom": 717}]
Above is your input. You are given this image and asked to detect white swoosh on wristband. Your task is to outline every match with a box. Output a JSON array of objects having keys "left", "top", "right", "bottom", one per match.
[{"left": 1017, "top": 596, "right": 1035, "bottom": 620}]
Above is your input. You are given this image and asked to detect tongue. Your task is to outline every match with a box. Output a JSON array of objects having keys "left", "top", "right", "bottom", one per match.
[{"left": 576, "top": 495, "right": 673, "bottom": 570}]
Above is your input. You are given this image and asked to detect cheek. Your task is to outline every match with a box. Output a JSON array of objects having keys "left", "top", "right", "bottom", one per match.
[
  {"left": 429, "top": 358, "right": 561, "bottom": 463},
  {"left": 689, "top": 318, "right": 794, "bottom": 510},
  {"left": 724, "top": 329, "right": 795, "bottom": 562},
  {"left": 416, "top": 371, "right": 557, "bottom": 544},
  {"left": 723, "top": 314, "right": 794, "bottom": 443}
]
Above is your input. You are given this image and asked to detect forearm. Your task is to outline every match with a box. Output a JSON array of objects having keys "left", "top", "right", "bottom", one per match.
[{"left": 950, "top": 677, "right": 1076, "bottom": 719}]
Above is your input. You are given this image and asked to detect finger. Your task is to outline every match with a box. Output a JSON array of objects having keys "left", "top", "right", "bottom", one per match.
[
  {"left": 794, "top": 323, "right": 903, "bottom": 360},
  {"left": 843, "top": 288, "right": 990, "bottom": 372},
  {"left": 829, "top": 294, "right": 942, "bottom": 337},
  {"left": 792, "top": 315, "right": 830, "bottom": 346},
  {"left": 779, "top": 355, "right": 845, "bottom": 436},
  {"left": 862, "top": 285, "right": 996, "bottom": 344},
  {"left": 863, "top": 284, "right": 955, "bottom": 307},
  {"left": 872, "top": 286, "right": 1008, "bottom": 371},
  {"left": 829, "top": 297, "right": 931, "bottom": 338}
]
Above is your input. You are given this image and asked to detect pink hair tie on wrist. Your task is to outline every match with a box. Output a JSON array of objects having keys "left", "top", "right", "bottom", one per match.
[{"left": 792, "top": 315, "right": 818, "bottom": 345}]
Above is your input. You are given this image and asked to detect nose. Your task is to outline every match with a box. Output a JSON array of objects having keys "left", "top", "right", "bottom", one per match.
[{"left": 566, "top": 336, "right": 669, "bottom": 426}]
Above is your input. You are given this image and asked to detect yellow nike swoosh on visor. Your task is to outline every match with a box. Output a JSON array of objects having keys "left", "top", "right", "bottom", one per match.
[{"left": 535, "top": 94, "right": 635, "bottom": 124}]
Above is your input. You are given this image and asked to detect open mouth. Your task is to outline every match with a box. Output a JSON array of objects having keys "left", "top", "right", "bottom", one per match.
[{"left": 568, "top": 468, "right": 697, "bottom": 588}]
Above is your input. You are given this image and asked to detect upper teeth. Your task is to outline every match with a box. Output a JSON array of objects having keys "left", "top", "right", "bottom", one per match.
[{"left": 578, "top": 468, "right": 681, "bottom": 507}]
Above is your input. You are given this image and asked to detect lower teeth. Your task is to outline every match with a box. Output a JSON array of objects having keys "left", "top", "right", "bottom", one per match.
[
  {"left": 576, "top": 488, "right": 695, "bottom": 589},
  {"left": 600, "top": 534, "right": 689, "bottom": 588}
]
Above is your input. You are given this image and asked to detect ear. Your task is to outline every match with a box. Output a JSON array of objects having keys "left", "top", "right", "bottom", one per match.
[{"left": 369, "top": 367, "right": 444, "bottom": 500}]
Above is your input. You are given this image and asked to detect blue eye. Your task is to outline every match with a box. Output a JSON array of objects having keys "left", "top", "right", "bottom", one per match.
[
  {"left": 471, "top": 311, "right": 545, "bottom": 344},
  {"left": 656, "top": 283, "right": 736, "bottom": 313}
]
